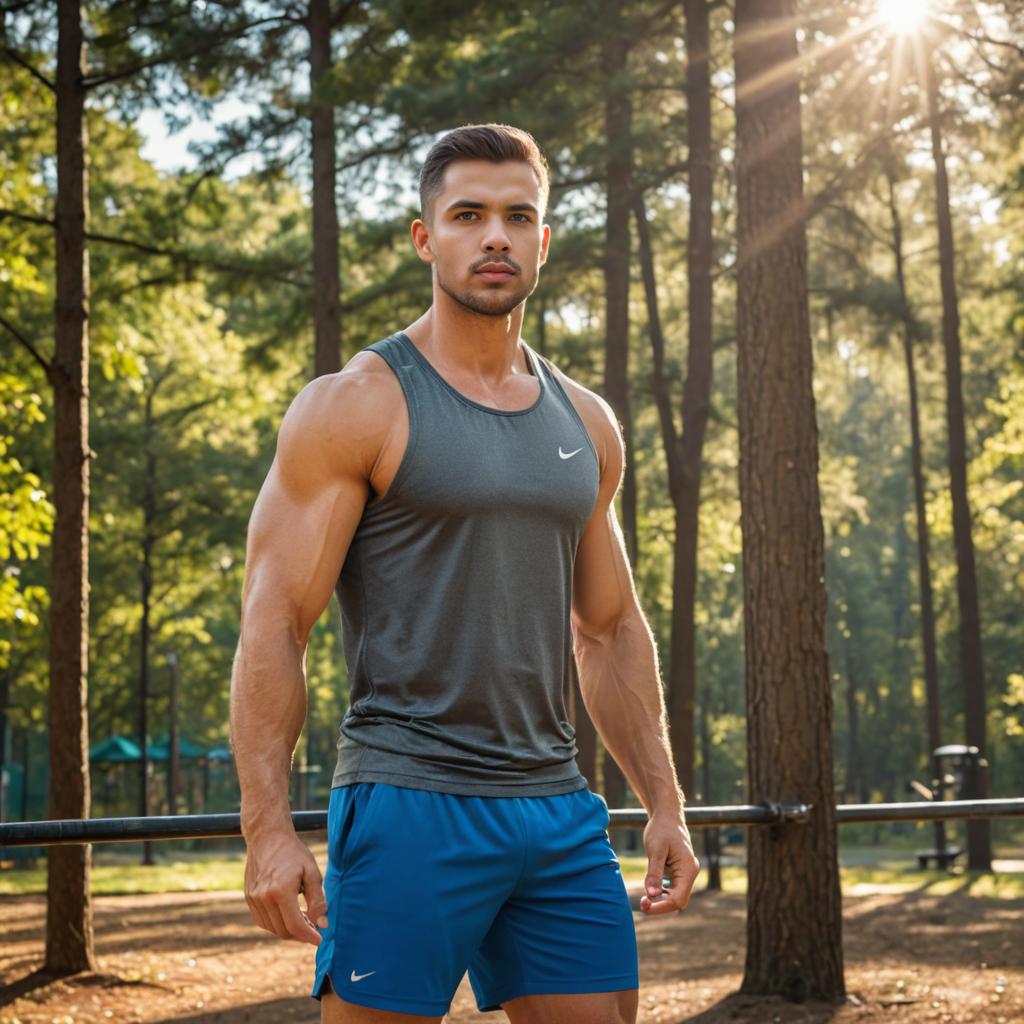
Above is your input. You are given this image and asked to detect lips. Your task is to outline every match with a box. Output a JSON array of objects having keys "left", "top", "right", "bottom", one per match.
[{"left": 476, "top": 263, "right": 516, "bottom": 280}]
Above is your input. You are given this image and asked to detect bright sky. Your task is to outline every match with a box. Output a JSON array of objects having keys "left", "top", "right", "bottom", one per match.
[
  {"left": 133, "top": 95, "right": 420, "bottom": 222},
  {"left": 135, "top": 96, "right": 268, "bottom": 180}
]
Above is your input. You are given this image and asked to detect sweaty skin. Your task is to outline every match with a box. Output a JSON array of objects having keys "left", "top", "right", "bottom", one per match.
[{"left": 230, "top": 155, "right": 699, "bottom": 1020}]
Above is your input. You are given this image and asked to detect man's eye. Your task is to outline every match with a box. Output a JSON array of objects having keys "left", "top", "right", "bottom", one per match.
[{"left": 453, "top": 211, "right": 530, "bottom": 222}]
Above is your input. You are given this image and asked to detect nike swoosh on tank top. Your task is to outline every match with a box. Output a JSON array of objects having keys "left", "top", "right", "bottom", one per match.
[{"left": 330, "top": 331, "right": 601, "bottom": 796}]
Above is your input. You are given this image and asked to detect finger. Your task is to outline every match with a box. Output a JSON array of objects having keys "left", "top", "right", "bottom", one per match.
[
  {"left": 667, "top": 876, "right": 694, "bottom": 911},
  {"left": 643, "top": 857, "right": 700, "bottom": 915},
  {"left": 644, "top": 848, "right": 667, "bottom": 900},
  {"left": 246, "top": 892, "right": 274, "bottom": 934},
  {"left": 639, "top": 893, "right": 682, "bottom": 915},
  {"left": 275, "top": 890, "right": 324, "bottom": 946},
  {"left": 301, "top": 860, "right": 329, "bottom": 929},
  {"left": 259, "top": 895, "right": 294, "bottom": 940}
]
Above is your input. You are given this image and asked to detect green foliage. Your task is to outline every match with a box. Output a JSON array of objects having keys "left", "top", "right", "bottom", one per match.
[
  {"left": 1, "top": 0, "right": 1021, "bottom": 827},
  {"left": 0, "top": 375, "right": 53, "bottom": 668}
]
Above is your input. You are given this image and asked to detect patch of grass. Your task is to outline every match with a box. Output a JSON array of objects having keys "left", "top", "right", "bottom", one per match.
[
  {"left": 0, "top": 856, "right": 246, "bottom": 896},
  {"left": 839, "top": 864, "right": 1024, "bottom": 898},
  {"left": 614, "top": 855, "right": 1024, "bottom": 899}
]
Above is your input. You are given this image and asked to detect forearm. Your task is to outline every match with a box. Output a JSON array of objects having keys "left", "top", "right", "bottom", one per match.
[
  {"left": 574, "top": 608, "right": 686, "bottom": 820},
  {"left": 230, "top": 614, "right": 308, "bottom": 841}
]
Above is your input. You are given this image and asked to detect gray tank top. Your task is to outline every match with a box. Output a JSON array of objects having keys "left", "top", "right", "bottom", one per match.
[{"left": 330, "top": 331, "right": 600, "bottom": 796}]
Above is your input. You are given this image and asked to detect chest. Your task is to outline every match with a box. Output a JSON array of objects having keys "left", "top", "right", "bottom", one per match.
[{"left": 370, "top": 396, "right": 599, "bottom": 530}]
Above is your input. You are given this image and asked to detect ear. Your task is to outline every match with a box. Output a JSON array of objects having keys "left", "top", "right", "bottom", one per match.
[
  {"left": 411, "top": 218, "right": 434, "bottom": 264},
  {"left": 539, "top": 222, "right": 551, "bottom": 266}
]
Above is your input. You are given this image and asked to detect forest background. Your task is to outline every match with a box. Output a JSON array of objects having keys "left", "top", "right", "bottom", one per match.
[{"left": 1, "top": 0, "right": 1022, "bottom": 852}]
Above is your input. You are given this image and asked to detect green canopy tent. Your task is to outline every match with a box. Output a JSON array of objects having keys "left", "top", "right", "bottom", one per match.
[
  {"left": 89, "top": 736, "right": 144, "bottom": 815},
  {"left": 148, "top": 735, "right": 207, "bottom": 761},
  {"left": 89, "top": 736, "right": 142, "bottom": 763},
  {"left": 88, "top": 735, "right": 234, "bottom": 814}
]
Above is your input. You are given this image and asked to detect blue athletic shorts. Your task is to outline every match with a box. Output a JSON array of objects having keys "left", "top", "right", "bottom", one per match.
[{"left": 310, "top": 781, "right": 639, "bottom": 1016}]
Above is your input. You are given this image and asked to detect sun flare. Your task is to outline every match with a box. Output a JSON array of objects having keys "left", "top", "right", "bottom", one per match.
[{"left": 878, "top": 0, "right": 930, "bottom": 34}]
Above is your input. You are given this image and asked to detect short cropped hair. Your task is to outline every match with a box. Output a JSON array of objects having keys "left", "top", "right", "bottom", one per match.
[{"left": 418, "top": 123, "right": 550, "bottom": 224}]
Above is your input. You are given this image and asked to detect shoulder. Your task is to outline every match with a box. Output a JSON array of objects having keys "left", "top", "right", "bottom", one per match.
[
  {"left": 539, "top": 354, "right": 623, "bottom": 485},
  {"left": 275, "top": 347, "right": 404, "bottom": 486}
]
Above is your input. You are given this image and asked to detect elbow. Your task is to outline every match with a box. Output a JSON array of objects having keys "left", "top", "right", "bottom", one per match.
[
  {"left": 240, "top": 581, "right": 309, "bottom": 652},
  {"left": 572, "top": 602, "right": 641, "bottom": 647}
]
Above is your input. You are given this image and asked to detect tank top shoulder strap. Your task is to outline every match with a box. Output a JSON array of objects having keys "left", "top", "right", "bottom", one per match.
[
  {"left": 363, "top": 332, "right": 414, "bottom": 374},
  {"left": 360, "top": 332, "right": 423, "bottom": 444},
  {"left": 528, "top": 349, "right": 579, "bottom": 418},
  {"left": 364, "top": 331, "right": 454, "bottom": 407}
]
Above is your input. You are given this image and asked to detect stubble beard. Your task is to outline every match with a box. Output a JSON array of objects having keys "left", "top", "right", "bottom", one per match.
[{"left": 437, "top": 265, "right": 538, "bottom": 318}]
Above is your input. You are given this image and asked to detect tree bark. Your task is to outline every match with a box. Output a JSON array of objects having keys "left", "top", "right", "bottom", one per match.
[
  {"left": 308, "top": 0, "right": 342, "bottom": 377},
  {"left": 734, "top": 0, "right": 844, "bottom": 1000},
  {"left": 46, "top": 0, "right": 97, "bottom": 975},
  {"left": 924, "top": 52, "right": 990, "bottom": 870}
]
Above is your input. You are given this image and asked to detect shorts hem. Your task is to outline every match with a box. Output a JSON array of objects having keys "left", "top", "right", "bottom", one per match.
[
  {"left": 475, "top": 973, "right": 640, "bottom": 1012},
  {"left": 311, "top": 970, "right": 451, "bottom": 1015}
]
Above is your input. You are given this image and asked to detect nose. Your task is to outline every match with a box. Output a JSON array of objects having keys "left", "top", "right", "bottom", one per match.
[{"left": 481, "top": 215, "right": 512, "bottom": 253}]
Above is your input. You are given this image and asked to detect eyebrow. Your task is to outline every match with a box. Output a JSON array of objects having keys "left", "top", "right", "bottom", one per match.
[{"left": 444, "top": 199, "right": 540, "bottom": 216}]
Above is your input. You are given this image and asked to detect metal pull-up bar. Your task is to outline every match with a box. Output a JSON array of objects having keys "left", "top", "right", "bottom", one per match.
[{"left": 1, "top": 798, "right": 1021, "bottom": 848}]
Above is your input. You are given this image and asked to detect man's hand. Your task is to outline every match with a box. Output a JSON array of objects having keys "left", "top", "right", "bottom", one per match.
[
  {"left": 243, "top": 830, "right": 328, "bottom": 945},
  {"left": 639, "top": 812, "right": 700, "bottom": 915}
]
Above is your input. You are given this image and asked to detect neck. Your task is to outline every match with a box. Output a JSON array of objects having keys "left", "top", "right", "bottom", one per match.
[{"left": 404, "top": 293, "right": 530, "bottom": 379}]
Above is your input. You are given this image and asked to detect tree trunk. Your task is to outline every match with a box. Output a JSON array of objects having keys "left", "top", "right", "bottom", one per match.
[
  {"left": 601, "top": 742, "right": 628, "bottom": 850},
  {"left": 924, "top": 52, "right": 990, "bottom": 870},
  {"left": 673, "top": 0, "right": 715, "bottom": 807},
  {"left": 699, "top": 698, "right": 721, "bottom": 891},
  {"left": 734, "top": 0, "right": 844, "bottom": 1000},
  {"left": 168, "top": 652, "right": 180, "bottom": 817},
  {"left": 602, "top": 26, "right": 637, "bottom": 568},
  {"left": 308, "top": 0, "right": 342, "bottom": 377},
  {"left": 841, "top": 602, "right": 864, "bottom": 802},
  {"left": 21, "top": 727, "right": 31, "bottom": 821},
  {"left": 46, "top": 0, "right": 97, "bottom": 975},
  {"left": 138, "top": 390, "right": 156, "bottom": 865},
  {"left": 886, "top": 165, "right": 948, "bottom": 856}
]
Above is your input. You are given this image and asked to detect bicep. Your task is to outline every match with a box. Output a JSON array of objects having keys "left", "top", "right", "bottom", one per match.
[
  {"left": 241, "top": 379, "right": 373, "bottom": 648},
  {"left": 571, "top": 405, "right": 637, "bottom": 639}
]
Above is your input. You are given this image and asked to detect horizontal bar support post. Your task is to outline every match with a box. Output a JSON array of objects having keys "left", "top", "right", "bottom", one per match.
[{"left": 0, "top": 798, "right": 1021, "bottom": 848}]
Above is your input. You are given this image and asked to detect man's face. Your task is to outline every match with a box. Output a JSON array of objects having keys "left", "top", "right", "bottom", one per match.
[{"left": 413, "top": 159, "right": 550, "bottom": 318}]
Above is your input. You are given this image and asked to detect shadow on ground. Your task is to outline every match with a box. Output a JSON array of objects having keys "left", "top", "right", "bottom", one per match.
[{"left": 150, "top": 996, "right": 318, "bottom": 1023}]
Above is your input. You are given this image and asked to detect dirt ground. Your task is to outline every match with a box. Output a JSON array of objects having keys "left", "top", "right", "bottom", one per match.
[{"left": 1, "top": 873, "right": 1021, "bottom": 1023}]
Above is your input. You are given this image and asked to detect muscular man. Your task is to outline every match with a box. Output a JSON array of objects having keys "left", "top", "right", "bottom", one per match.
[{"left": 230, "top": 123, "right": 699, "bottom": 1024}]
